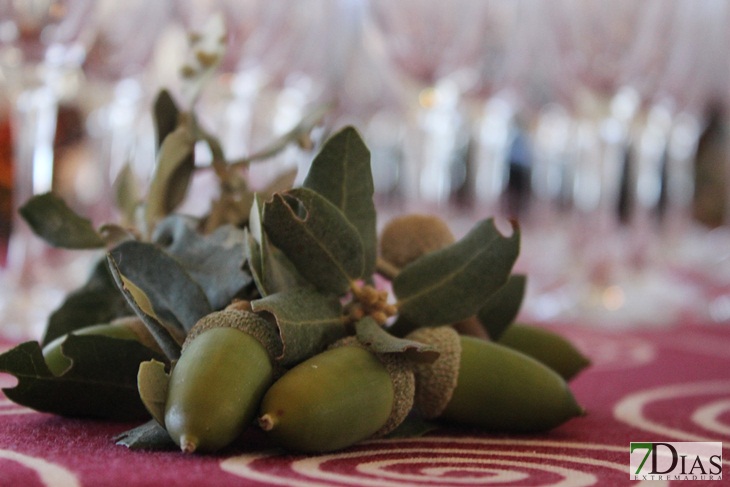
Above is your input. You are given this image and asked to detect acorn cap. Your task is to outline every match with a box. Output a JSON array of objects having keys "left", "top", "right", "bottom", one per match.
[
  {"left": 332, "top": 337, "right": 415, "bottom": 438},
  {"left": 406, "top": 326, "right": 462, "bottom": 419},
  {"left": 183, "top": 309, "right": 283, "bottom": 360}
]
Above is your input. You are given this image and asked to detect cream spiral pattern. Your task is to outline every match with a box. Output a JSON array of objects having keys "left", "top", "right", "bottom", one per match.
[
  {"left": 614, "top": 379, "right": 730, "bottom": 444},
  {"left": 0, "top": 449, "right": 80, "bottom": 487},
  {"left": 221, "top": 437, "right": 664, "bottom": 486},
  {"left": 0, "top": 397, "right": 36, "bottom": 415},
  {"left": 0, "top": 375, "right": 35, "bottom": 415},
  {"left": 692, "top": 399, "right": 730, "bottom": 437},
  {"left": 1, "top": 363, "right": 82, "bottom": 487}
]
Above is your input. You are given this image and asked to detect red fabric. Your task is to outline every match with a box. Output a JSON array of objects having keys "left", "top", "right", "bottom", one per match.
[{"left": 1, "top": 322, "right": 728, "bottom": 486}]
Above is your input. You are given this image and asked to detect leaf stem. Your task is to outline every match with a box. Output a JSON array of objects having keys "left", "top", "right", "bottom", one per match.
[{"left": 185, "top": 114, "right": 229, "bottom": 181}]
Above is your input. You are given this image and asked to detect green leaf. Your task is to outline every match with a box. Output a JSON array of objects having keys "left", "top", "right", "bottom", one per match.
[
  {"left": 0, "top": 338, "right": 163, "bottom": 420},
  {"left": 246, "top": 196, "right": 308, "bottom": 296},
  {"left": 137, "top": 359, "right": 169, "bottom": 426},
  {"left": 144, "top": 125, "right": 196, "bottom": 232},
  {"left": 247, "top": 234, "right": 307, "bottom": 298},
  {"left": 42, "top": 258, "right": 130, "bottom": 346},
  {"left": 114, "top": 164, "right": 141, "bottom": 226},
  {"left": 263, "top": 188, "right": 365, "bottom": 295},
  {"left": 394, "top": 219, "right": 520, "bottom": 327},
  {"left": 251, "top": 287, "right": 347, "bottom": 366},
  {"left": 153, "top": 89, "right": 180, "bottom": 148},
  {"left": 109, "top": 241, "right": 212, "bottom": 332},
  {"left": 152, "top": 215, "right": 252, "bottom": 309},
  {"left": 303, "top": 127, "right": 377, "bottom": 277},
  {"left": 477, "top": 274, "right": 527, "bottom": 340},
  {"left": 107, "top": 255, "right": 183, "bottom": 361},
  {"left": 19, "top": 193, "right": 104, "bottom": 249},
  {"left": 115, "top": 420, "right": 176, "bottom": 451},
  {"left": 355, "top": 317, "right": 439, "bottom": 363}
]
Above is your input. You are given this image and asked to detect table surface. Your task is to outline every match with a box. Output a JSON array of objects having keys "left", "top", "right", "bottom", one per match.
[{"left": 1, "top": 320, "right": 728, "bottom": 487}]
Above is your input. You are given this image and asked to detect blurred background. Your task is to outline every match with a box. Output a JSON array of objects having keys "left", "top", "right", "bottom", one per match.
[{"left": 1, "top": 0, "right": 730, "bottom": 338}]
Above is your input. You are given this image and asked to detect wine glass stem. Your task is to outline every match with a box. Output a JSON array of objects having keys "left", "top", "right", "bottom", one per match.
[
  {"left": 401, "top": 86, "right": 467, "bottom": 211},
  {"left": 664, "top": 114, "right": 700, "bottom": 242},
  {"left": 7, "top": 84, "right": 58, "bottom": 281}
]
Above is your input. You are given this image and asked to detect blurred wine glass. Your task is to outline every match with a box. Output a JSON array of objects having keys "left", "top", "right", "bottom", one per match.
[
  {"left": 0, "top": 0, "right": 96, "bottom": 339},
  {"left": 653, "top": 0, "right": 729, "bottom": 248},
  {"left": 519, "top": 0, "right": 703, "bottom": 326},
  {"left": 333, "top": 0, "right": 407, "bottom": 206},
  {"left": 462, "top": 0, "right": 524, "bottom": 221},
  {"left": 365, "top": 0, "right": 495, "bottom": 213},
  {"left": 81, "top": 0, "right": 172, "bottom": 222},
  {"left": 602, "top": 0, "right": 730, "bottom": 325},
  {"left": 652, "top": 0, "right": 730, "bottom": 323},
  {"left": 225, "top": 0, "right": 344, "bottom": 190}
]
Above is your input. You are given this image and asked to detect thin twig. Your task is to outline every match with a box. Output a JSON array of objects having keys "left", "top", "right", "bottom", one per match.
[{"left": 228, "top": 102, "right": 332, "bottom": 169}]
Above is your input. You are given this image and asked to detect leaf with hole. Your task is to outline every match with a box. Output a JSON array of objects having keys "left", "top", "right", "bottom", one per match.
[
  {"left": 394, "top": 219, "right": 520, "bottom": 328},
  {"left": 263, "top": 188, "right": 365, "bottom": 295}
]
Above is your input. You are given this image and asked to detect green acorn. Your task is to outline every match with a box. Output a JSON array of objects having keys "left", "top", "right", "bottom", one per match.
[
  {"left": 257, "top": 338, "right": 414, "bottom": 453},
  {"left": 42, "top": 317, "right": 161, "bottom": 376},
  {"left": 407, "top": 326, "right": 584, "bottom": 432},
  {"left": 163, "top": 308, "right": 282, "bottom": 453},
  {"left": 497, "top": 323, "right": 591, "bottom": 381}
]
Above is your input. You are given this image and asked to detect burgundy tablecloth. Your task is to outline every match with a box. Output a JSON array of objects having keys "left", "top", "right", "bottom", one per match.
[{"left": 1, "top": 321, "right": 728, "bottom": 486}]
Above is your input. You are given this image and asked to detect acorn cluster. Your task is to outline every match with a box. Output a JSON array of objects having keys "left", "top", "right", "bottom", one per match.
[
  {"left": 165, "top": 206, "right": 588, "bottom": 453},
  {"left": 0, "top": 48, "right": 590, "bottom": 454},
  {"left": 36, "top": 206, "right": 589, "bottom": 454}
]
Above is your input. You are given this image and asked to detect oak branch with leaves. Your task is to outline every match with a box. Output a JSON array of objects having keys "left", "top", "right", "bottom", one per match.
[{"left": 0, "top": 15, "right": 588, "bottom": 454}]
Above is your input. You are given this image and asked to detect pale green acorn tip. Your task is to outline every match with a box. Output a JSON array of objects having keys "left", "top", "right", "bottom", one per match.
[
  {"left": 180, "top": 435, "right": 198, "bottom": 454},
  {"left": 258, "top": 414, "right": 275, "bottom": 432}
]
